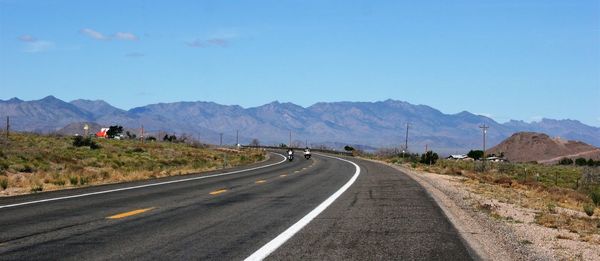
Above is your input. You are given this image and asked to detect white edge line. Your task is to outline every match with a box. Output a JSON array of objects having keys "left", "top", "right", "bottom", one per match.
[
  {"left": 244, "top": 153, "right": 361, "bottom": 261},
  {"left": 0, "top": 153, "right": 287, "bottom": 209}
]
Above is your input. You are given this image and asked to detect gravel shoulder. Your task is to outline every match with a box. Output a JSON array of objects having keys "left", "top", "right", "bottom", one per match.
[{"left": 368, "top": 159, "right": 600, "bottom": 261}]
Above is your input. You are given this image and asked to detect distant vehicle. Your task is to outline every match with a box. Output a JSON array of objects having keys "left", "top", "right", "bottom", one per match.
[
  {"left": 304, "top": 148, "right": 311, "bottom": 159},
  {"left": 287, "top": 149, "right": 294, "bottom": 161}
]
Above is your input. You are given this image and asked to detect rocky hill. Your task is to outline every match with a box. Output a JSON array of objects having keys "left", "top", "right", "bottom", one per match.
[{"left": 487, "top": 132, "right": 600, "bottom": 163}]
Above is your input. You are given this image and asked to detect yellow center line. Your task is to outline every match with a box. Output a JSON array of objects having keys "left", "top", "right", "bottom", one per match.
[
  {"left": 209, "top": 189, "right": 228, "bottom": 195},
  {"left": 107, "top": 207, "right": 155, "bottom": 219},
  {"left": 255, "top": 180, "right": 267, "bottom": 184}
]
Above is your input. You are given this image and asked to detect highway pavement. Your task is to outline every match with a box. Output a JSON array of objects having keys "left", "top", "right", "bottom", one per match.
[{"left": 0, "top": 152, "right": 474, "bottom": 260}]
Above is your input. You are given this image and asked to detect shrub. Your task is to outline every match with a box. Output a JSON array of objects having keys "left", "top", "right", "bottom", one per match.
[
  {"left": 420, "top": 151, "right": 439, "bottom": 165},
  {"left": 30, "top": 183, "right": 43, "bottom": 193},
  {"left": 79, "top": 176, "right": 89, "bottom": 185},
  {"left": 575, "top": 158, "right": 588, "bottom": 166},
  {"left": 547, "top": 202, "right": 557, "bottom": 214},
  {"left": 0, "top": 178, "right": 8, "bottom": 190},
  {"left": 558, "top": 158, "right": 573, "bottom": 165},
  {"left": 590, "top": 189, "right": 600, "bottom": 206},
  {"left": 52, "top": 178, "right": 66, "bottom": 186},
  {"left": 583, "top": 204, "right": 595, "bottom": 217},
  {"left": 69, "top": 176, "right": 79, "bottom": 185},
  {"left": 72, "top": 136, "right": 100, "bottom": 149}
]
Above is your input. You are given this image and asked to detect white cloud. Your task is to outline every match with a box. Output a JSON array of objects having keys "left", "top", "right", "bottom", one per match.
[
  {"left": 24, "top": 41, "right": 54, "bottom": 53},
  {"left": 80, "top": 28, "right": 108, "bottom": 40},
  {"left": 187, "top": 38, "right": 229, "bottom": 48},
  {"left": 18, "top": 34, "right": 37, "bottom": 42},
  {"left": 114, "top": 32, "right": 138, "bottom": 41}
]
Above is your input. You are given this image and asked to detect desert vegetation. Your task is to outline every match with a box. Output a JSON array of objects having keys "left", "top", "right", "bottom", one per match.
[{"left": 0, "top": 132, "right": 266, "bottom": 196}]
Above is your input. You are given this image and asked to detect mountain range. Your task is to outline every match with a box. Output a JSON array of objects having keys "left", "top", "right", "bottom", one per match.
[{"left": 1, "top": 96, "right": 599, "bottom": 154}]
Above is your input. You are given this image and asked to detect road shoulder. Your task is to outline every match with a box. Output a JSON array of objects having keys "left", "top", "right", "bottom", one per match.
[{"left": 369, "top": 158, "right": 600, "bottom": 260}]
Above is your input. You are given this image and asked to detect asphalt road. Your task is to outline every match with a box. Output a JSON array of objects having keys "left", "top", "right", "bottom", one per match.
[{"left": 0, "top": 152, "right": 474, "bottom": 260}]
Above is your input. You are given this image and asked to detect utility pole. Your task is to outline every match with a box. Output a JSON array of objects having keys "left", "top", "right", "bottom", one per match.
[
  {"left": 220, "top": 133, "right": 223, "bottom": 146},
  {"left": 6, "top": 116, "right": 9, "bottom": 139},
  {"left": 140, "top": 124, "right": 144, "bottom": 143},
  {"left": 289, "top": 130, "right": 292, "bottom": 148},
  {"left": 236, "top": 130, "right": 239, "bottom": 146},
  {"left": 404, "top": 123, "right": 410, "bottom": 157},
  {"left": 479, "top": 124, "right": 489, "bottom": 169}
]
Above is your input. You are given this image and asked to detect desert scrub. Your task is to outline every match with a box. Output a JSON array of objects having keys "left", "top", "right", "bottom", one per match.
[
  {"left": 0, "top": 177, "right": 8, "bottom": 190},
  {"left": 0, "top": 132, "right": 266, "bottom": 196},
  {"left": 584, "top": 204, "right": 596, "bottom": 217}
]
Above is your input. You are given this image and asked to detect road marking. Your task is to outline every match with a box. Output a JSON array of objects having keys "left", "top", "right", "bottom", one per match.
[
  {"left": 244, "top": 154, "right": 361, "bottom": 261},
  {"left": 279, "top": 174, "right": 287, "bottom": 177},
  {"left": 255, "top": 180, "right": 266, "bottom": 184},
  {"left": 209, "top": 189, "right": 228, "bottom": 195},
  {"left": 107, "top": 207, "right": 154, "bottom": 219},
  {"left": 294, "top": 170, "right": 300, "bottom": 173},
  {"left": 0, "top": 153, "right": 287, "bottom": 210}
]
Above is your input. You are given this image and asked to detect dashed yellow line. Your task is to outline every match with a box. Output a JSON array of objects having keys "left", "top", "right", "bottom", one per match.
[
  {"left": 209, "top": 189, "right": 228, "bottom": 195},
  {"left": 255, "top": 180, "right": 267, "bottom": 184},
  {"left": 107, "top": 207, "right": 155, "bottom": 219}
]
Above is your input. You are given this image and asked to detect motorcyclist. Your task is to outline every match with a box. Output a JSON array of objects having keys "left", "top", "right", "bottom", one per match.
[
  {"left": 287, "top": 149, "right": 294, "bottom": 161},
  {"left": 304, "top": 148, "right": 311, "bottom": 159}
]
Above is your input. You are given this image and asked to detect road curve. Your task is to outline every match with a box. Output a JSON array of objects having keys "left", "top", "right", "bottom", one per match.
[{"left": 0, "top": 152, "right": 473, "bottom": 260}]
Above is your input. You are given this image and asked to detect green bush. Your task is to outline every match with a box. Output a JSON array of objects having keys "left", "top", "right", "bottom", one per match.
[
  {"left": 420, "top": 151, "right": 439, "bottom": 165},
  {"left": 583, "top": 204, "right": 595, "bottom": 217},
  {"left": 69, "top": 176, "right": 79, "bottom": 185},
  {"left": 575, "top": 158, "right": 588, "bottom": 166},
  {"left": 547, "top": 202, "right": 557, "bottom": 213},
  {"left": 590, "top": 189, "right": 600, "bottom": 206},
  {"left": 52, "top": 178, "right": 66, "bottom": 186},
  {"left": 72, "top": 136, "right": 100, "bottom": 149},
  {"left": 558, "top": 158, "right": 573, "bottom": 165},
  {"left": 79, "top": 176, "right": 89, "bottom": 185},
  {"left": 0, "top": 178, "right": 8, "bottom": 190}
]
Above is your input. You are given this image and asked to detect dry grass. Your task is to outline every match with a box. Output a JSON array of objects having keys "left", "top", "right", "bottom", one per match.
[{"left": 0, "top": 133, "right": 266, "bottom": 196}]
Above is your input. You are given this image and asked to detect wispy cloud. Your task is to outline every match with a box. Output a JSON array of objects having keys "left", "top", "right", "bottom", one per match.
[
  {"left": 80, "top": 28, "right": 139, "bottom": 41},
  {"left": 17, "top": 34, "right": 53, "bottom": 53},
  {"left": 80, "top": 28, "right": 108, "bottom": 40},
  {"left": 187, "top": 29, "right": 239, "bottom": 48},
  {"left": 125, "top": 52, "right": 144, "bottom": 58},
  {"left": 24, "top": 41, "right": 54, "bottom": 53},
  {"left": 114, "top": 32, "right": 138, "bottom": 41},
  {"left": 187, "top": 38, "right": 229, "bottom": 48},
  {"left": 18, "top": 34, "right": 37, "bottom": 42}
]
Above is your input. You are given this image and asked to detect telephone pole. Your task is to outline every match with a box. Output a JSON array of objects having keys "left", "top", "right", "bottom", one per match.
[
  {"left": 404, "top": 122, "right": 409, "bottom": 152},
  {"left": 236, "top": 130, "right": 239, "bottom": 146},
  {"left": 289, "top": 130, "right": 292, "bottom": 148},
  {"left": 219, "top": 133, "right": 223, "bottom": 146},
  {"left": 6, "top": 116, "right": 9, "bottom": 139},
  {"left": 479, "top": 124, "right": 489, "bottom": 167}
]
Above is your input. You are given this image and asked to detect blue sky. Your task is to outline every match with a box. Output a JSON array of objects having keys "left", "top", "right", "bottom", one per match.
[{"left": 1, "top": 0, "right": 599, "bottom": 126}]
